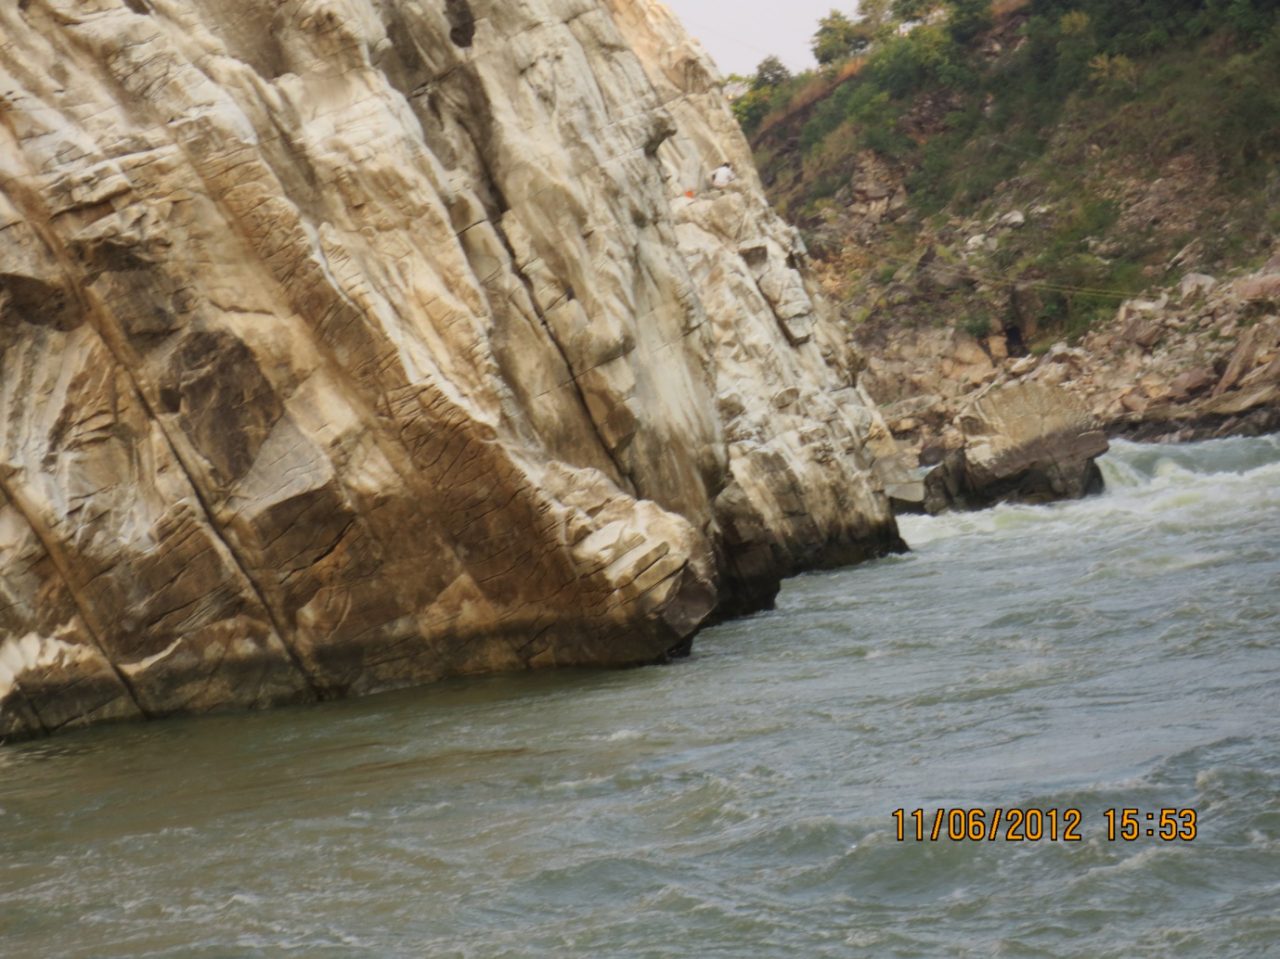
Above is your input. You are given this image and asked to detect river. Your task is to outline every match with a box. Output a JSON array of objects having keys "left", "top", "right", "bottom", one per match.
[{"left": 2, "top": 437, "right": 1278, "bottom": 958}]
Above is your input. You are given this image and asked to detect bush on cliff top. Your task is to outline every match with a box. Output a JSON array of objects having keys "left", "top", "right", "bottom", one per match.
[{"left": 731, "top": 0, "right": 1280, "bottom": 343}]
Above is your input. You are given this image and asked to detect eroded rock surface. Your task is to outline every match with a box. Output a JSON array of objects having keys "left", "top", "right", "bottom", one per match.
[{"left": 0, "top": 0, "right": 902, "bottom": 740}]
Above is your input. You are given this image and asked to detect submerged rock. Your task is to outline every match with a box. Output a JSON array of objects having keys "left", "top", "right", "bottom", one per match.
[{"left": 0, "top": 0, "right": 903, "bottom": 740}]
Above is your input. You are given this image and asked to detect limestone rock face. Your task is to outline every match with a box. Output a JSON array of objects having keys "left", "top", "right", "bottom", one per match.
[
  {"left": 923, "top": 383, "right": 1109, "bottom": 514},
  {"left": 0, "top": 0, "right": 901, "bottom": 739}
]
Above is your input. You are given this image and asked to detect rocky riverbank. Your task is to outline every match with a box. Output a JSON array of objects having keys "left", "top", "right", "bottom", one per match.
[
  {"left": 799, "top": 158, "right": 1280, "bottom": 488},
  {"left": 850, "top": 248, "right": 1280, "bottom": 454}
]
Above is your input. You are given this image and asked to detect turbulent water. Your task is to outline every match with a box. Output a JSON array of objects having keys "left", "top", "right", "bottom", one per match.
[{"left": 2, "top": 437, "right": 1279, "bottom": 958}]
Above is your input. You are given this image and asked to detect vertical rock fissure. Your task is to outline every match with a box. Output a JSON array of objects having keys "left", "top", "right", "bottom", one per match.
[
  {"left": 105, "top": 365, "right": 323, "bottom": 702},
  {"left": 0, "top": 472, "right": 151, "bottom": 721},
  {"left": 475, "top": 184, "right": 639, "bottom": 494},
  {"left": 522, "top": 277, "right": 639, "bottom": 495},
  {"left": 415, "top": 53, "right": 643, "bottom": 496}
]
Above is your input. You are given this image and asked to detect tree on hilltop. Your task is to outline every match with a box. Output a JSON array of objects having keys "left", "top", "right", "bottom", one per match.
[
  {"left": 813, "top": 10, "right": 868, "bottom": 64},
  {"left": 753, "top": 54, "right": 793, "bottom": 90}
]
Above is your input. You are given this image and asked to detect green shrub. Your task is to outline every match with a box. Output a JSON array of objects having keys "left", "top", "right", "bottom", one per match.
[
  {"left": 753, "top": 0, "right": 1280, "bottom": 243},
  {"left": 962, "top": 314, "right": 993, "bottom": 338},
  {"left": 1211, "top": 26, "right": 1280, "bottom": 168}
]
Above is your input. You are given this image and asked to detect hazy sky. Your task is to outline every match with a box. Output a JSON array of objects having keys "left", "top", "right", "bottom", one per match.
[{"left": 659, "top": 0, "right": 841, "bottom": 78}]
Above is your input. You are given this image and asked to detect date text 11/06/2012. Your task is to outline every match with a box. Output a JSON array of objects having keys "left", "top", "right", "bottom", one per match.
[{"left": 891, "top": 808, "right": 1198, "bottom": 842}]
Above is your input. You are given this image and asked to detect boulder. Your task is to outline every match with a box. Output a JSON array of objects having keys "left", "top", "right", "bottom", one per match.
[
  {"left": 857, "top": 181, "right": 893, "bottom": 201},
  {"left": 1233, "top": 274, "right": 1280, "bottom": 301},
  {"left": 1117, "top": 293, "right": 1170, "bottom": 323},
  {"left": 1180, "top": 273, "right": 1217, "bottom": 300},
  {"left": 1009, "top": 355, "right": 1038, "bottom": 376},
  {"left": 922, "top": 383, "right": 1108, "bottom": 514},
  {"left": 1212, "top": 327, "right": 1260, "bottom": 396},
  {"left": 1168, "top": 368, "right": 1215, "bottom": 399}
]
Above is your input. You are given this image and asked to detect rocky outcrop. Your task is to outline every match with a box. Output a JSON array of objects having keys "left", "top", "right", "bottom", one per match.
[
  {"left": 918, "top": 382, "right": 1108, "bottom": 514},
  {"left": 1093, "top": 257, "right": 1280, "bottom": 440},
  {"left": 0, "top": 0, "right": 903, "bottom": 741},
  {"left": 840, "top": 226, "right": 1280, "bottom": 454}
]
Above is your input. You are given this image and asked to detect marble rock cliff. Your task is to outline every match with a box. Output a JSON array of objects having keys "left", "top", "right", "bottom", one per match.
[{"left": 0, "top": 0, "right": 902, "bottom": 740}]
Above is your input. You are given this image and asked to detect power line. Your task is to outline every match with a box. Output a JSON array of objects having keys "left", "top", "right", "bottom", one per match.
[
  {"left": 846, "top": 244, "right": 1151, "bottom": 302},
  {"left": 675, "top": 13, "right": 792, "bottom": 64}
]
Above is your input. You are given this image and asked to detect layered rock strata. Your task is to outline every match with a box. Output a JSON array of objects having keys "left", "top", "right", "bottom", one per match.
[{"left": 0, "top": 0, "right": 902, "bottom": 740}]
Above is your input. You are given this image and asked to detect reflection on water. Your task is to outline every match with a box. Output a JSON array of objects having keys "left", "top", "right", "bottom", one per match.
[{"left": 2, "top": 437, "right": 1279, "bottom": 958}]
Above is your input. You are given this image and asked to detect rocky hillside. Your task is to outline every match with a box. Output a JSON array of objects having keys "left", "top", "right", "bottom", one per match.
[
  {"left": 0, "top": 0, "right": 910, "bottom": 741},
  {"left": 742, "top": 0, "right": 1280, "bottom": 457}
]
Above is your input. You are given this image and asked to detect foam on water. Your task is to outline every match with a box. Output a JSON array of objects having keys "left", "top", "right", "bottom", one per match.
[{"left": 2, "top": 437, "right": 1279, "bottom": 957}]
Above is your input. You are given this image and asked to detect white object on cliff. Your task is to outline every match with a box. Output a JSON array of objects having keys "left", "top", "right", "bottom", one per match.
[{"left": 711, "top": 163, "right": 737, "bottom": 190}]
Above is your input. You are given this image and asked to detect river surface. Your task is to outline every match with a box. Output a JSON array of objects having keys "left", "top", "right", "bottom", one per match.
[{"left": 2, "top": 437, "right": 1279, "bottom": 958}]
